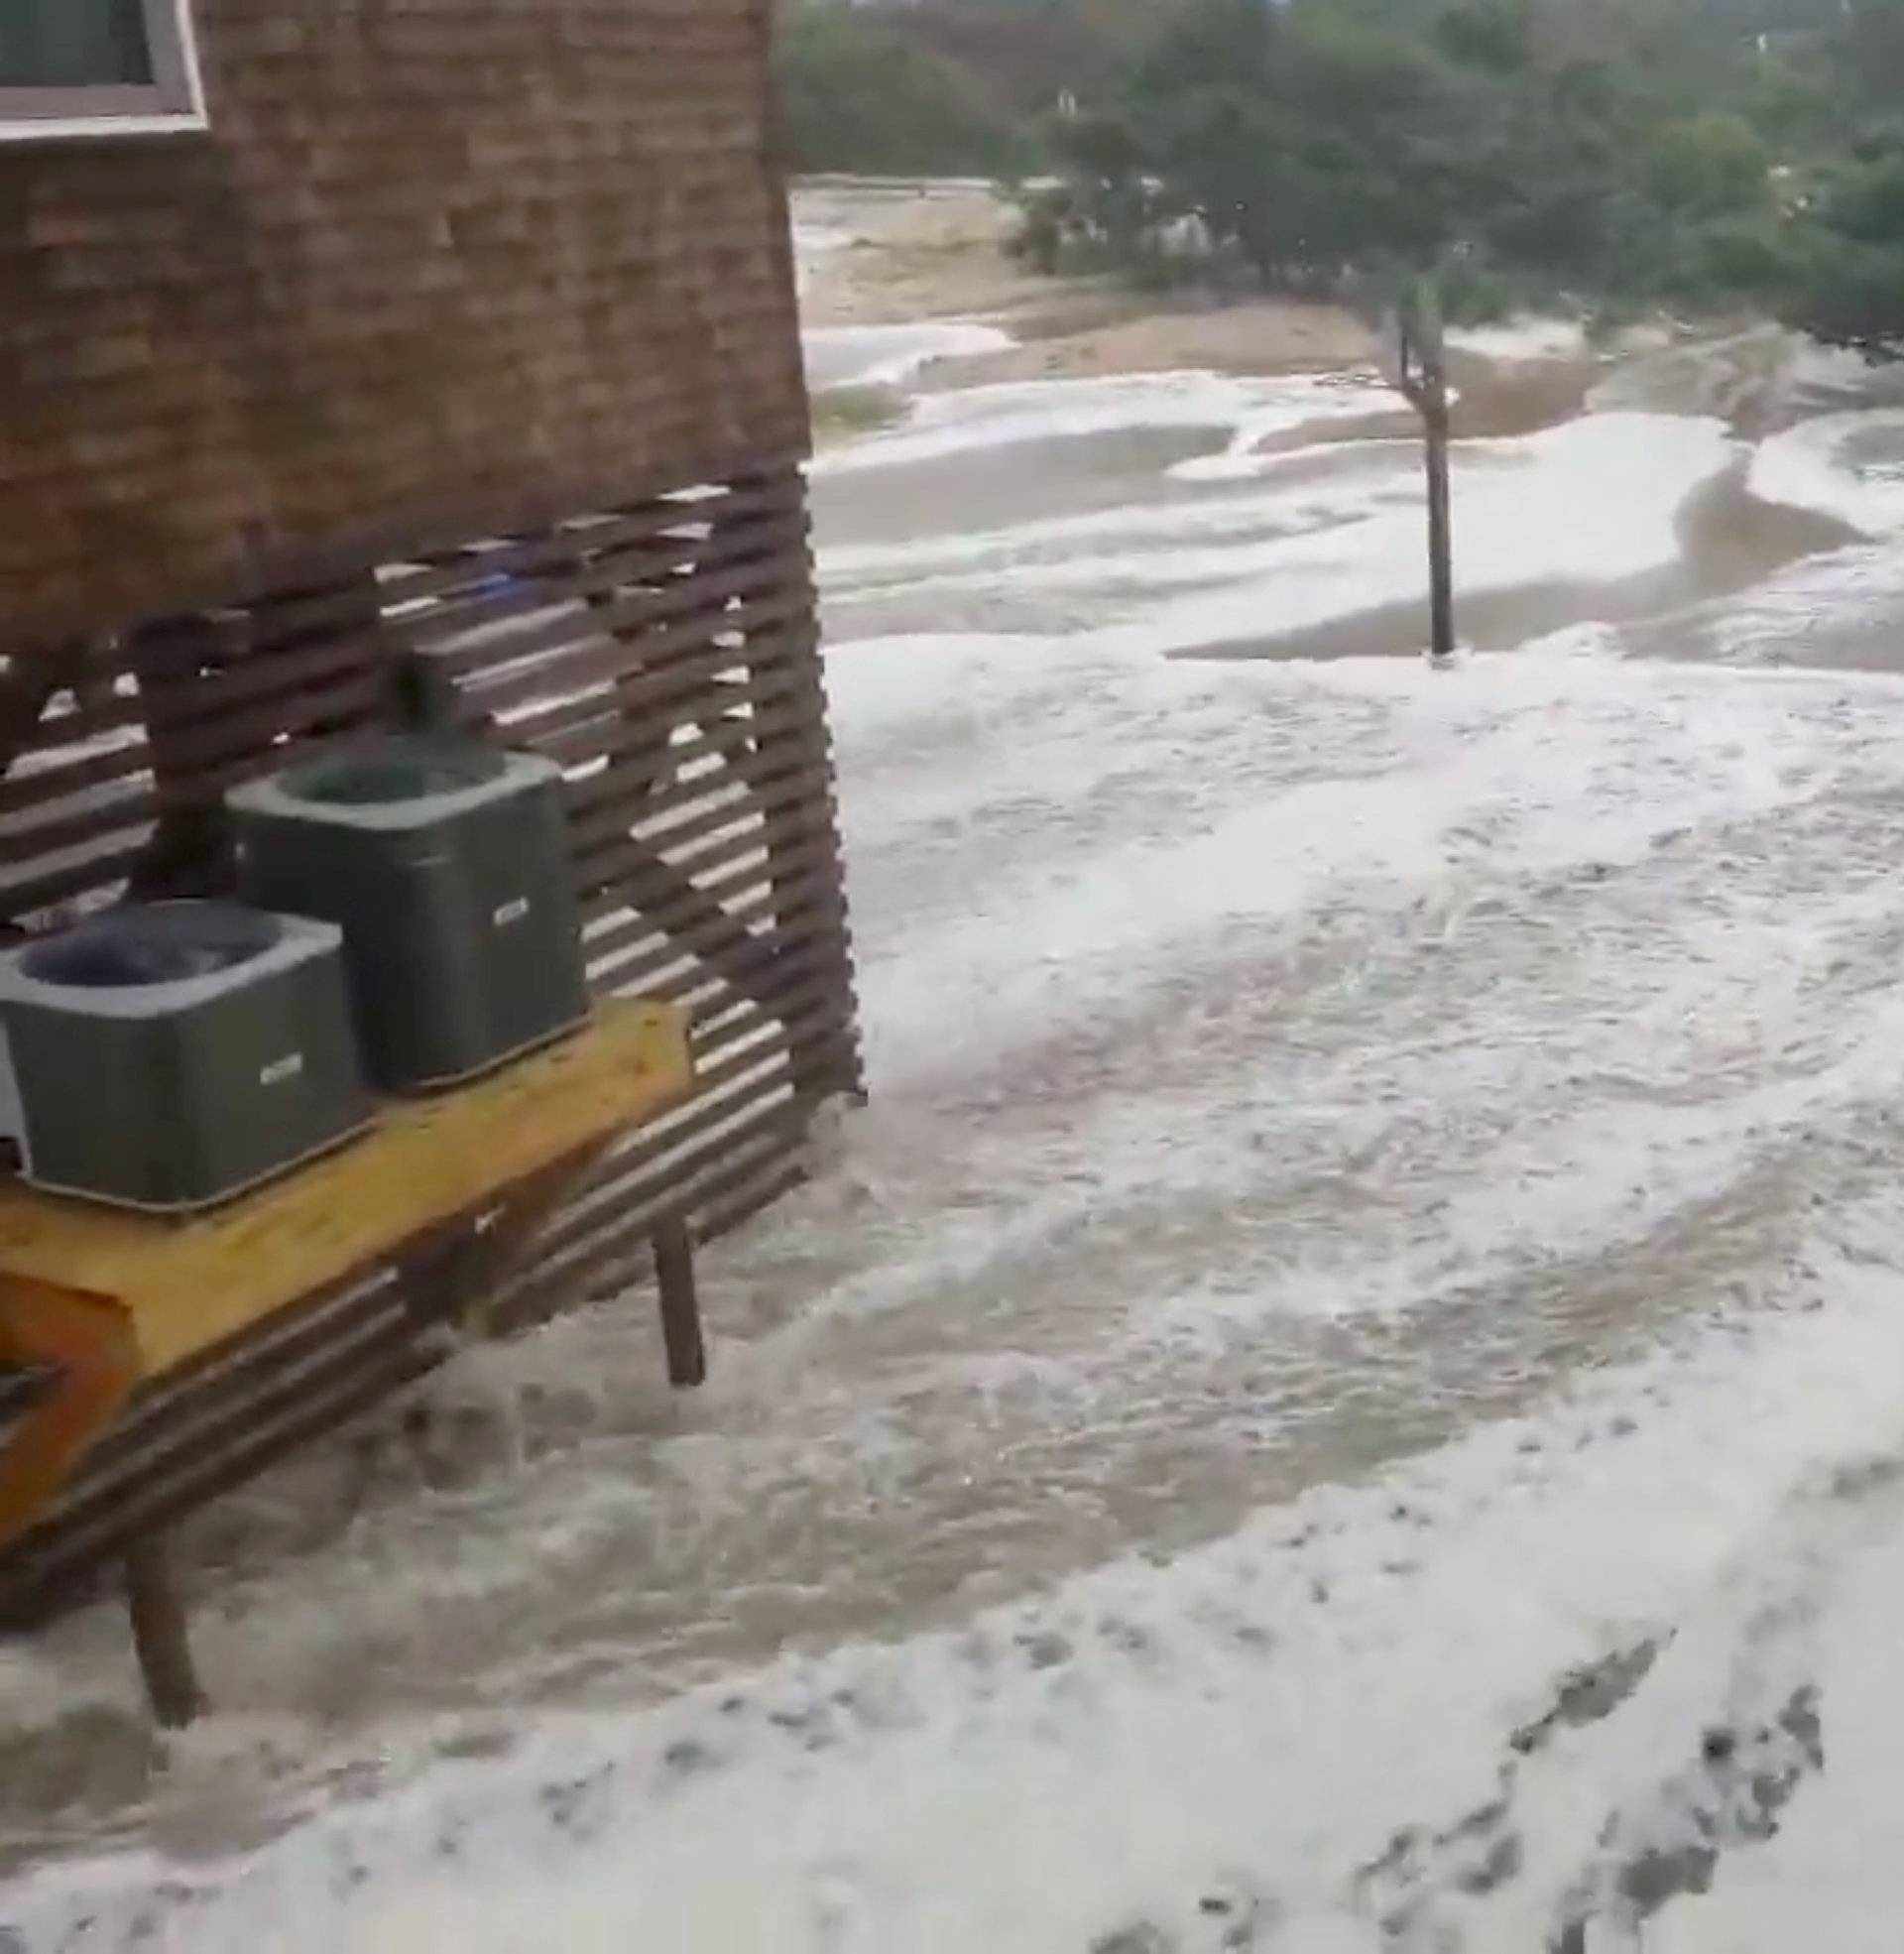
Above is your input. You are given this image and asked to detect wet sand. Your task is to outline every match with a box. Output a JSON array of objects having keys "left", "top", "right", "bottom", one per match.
[{"left": 799, "top": 181, "right": 1377, "bottom": 385}]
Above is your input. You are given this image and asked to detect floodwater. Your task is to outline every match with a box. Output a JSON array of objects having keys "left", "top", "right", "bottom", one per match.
[{"left": 13, "top": 209, "right": 1904, "bottom": 1950}]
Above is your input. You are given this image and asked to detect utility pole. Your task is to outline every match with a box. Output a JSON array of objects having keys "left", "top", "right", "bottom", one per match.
[{"left": 1388, "top": 281, "right": 1457, "bottom": 668}]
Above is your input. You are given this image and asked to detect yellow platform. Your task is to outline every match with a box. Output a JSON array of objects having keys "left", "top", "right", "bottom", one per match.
[{"left": 0, "top": 999, "right": 693, "bottom": 1548}]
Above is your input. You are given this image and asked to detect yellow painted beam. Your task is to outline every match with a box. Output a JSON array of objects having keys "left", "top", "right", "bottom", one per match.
[
  {"left": 0, "top": 999, "right": 692, "bottom": 1382},
  {"left": 0, "top": 1279, "right": 141, "bottom": 1551}
]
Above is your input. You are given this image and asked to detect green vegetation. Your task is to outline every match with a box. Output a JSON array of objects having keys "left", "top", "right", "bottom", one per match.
[
  {"left": 774, "top": 0, "right": 1160, "bottom": 177},
  {"left": 1013, "top": 0, "right": 1788, "bottom": 325},
  {"left": 775, "top": 0, "right": 1904, "bottom": 354},
  {"left": 774, "top": 4, "right": 1031, "bottom": 177}
]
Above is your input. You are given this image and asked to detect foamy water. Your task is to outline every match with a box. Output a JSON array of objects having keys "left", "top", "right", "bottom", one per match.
[
  {"left": 1752, "top": 408, "right": 1904, "bottom": 536},
  {"left": 11, "top": 248, "right": 1904, "bottom": 1948},
  {"left": 36, "top": 1239, "right": 1904, "bottom": 1954},
  {"left": 811, "top": 370, "right": 1328, "bottom": 476},
  {"left": 23, "top": 636, "right": 1904, "bottom": 1948},
  {"left": 1446, "top": 315, "right": 1592, "bottom": 365},
  {"left": 804, "top": 321, "right": 1013, "bottom": 394},
  {"left": 820, "top": 391, "right": 1736, "bottom": 657}
]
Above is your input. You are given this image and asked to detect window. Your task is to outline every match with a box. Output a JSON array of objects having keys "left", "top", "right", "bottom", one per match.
[{"left": 0, "top": 0, "right": 204, "bottom": 135}]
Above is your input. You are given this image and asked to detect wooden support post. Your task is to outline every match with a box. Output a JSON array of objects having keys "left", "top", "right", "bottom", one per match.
[
  {"left": 124, "top": 1535, "right": 206, "bottom": 1729},
  {"left": 1424, "top": 393, "right": 1455, "bottom": 666},
  {"left": 652, "top": 1217, "right": 706, "bottom": 1388},
  {"left": 1389, "top": 280, "right": 1458, "bottom": 667}
]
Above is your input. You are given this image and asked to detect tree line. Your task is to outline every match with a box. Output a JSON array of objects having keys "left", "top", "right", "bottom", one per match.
[
  {"left": 775, "top": 0, "right": 1166, "bottom": 179},
  {"left": 776, "top": 0, "right": 1904, "bottom": 354}
]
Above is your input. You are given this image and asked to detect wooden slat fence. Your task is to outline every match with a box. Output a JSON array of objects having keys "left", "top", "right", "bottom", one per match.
[{"left": 0, "top": 457, "right": 860, "bottom": 1617}]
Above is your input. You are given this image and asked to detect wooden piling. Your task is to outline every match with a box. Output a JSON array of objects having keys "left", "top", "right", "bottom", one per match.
[
  {"left": 1389, "top": 280, "right": 1458, "bottom": 666},
  {"left": 124, "top": 1536, "right": 206, "bottom": 1729},
  {"left": 652, "top": 1218, "right": 707, "bottom": 1389},
  {"left": 1423, "top": 392, "right": 1455, "bottom": 665}
]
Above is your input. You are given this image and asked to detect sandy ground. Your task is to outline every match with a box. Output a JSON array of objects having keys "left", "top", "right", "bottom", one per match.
[
  {"left": 794, "top": 181, "right": 1631, "bottom": 456},
  {"left": 798, "top": 181, "right": 1380, "bottom": 383},
  {"left": 797, "top": 183, "right": 1878, "bottom": 463}
]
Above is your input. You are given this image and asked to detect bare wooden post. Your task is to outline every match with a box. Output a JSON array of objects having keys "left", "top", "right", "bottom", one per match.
[
  {"left": 1389, "top": 282, "right": 1457, "bottom": 667},
  {"left": 124, "top": 1535, "right": 206, "bottom": 1729},
  {"left": 652, "top": 1217, "right": 706, "bottom": 1388},
  {"left": 1424, "top": 396, "right": 1454, "bottom": 664}
]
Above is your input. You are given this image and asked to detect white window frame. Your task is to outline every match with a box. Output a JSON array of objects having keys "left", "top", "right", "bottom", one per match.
[{"left": 0, "top": 0, "right": 207, "bottom": 141}]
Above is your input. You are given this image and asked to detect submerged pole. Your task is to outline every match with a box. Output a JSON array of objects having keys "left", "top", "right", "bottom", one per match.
[
  {"left": 1390, "top": 281, "right": 1457, "bottom": 667},
  {"left": 1424, "top": 388, "right": 1455, "bottom": 665},
  {"left": 125, "top": 1535, "right": 206, "bottom": 1729}
]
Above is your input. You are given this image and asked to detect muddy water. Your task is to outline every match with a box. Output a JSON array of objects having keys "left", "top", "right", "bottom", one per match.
[
  {"left": 810, "top": 326, "right": 1885, "bottom": 659},
  {"left": 14, "top": 214, "right": 1904, "bottom": 1950}
]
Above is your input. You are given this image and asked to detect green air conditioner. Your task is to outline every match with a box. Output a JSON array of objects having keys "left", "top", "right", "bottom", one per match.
[
  {"left": 0, "top": 903, "right": 372, "bottom": 1213},
  {"left": 228, "top": 737, "right": 590, "bottom": 1095}
]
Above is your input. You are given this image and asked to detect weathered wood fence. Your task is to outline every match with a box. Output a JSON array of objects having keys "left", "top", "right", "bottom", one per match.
[{"left": 0, "top": 458, "right": 860, "bottom": 1617}]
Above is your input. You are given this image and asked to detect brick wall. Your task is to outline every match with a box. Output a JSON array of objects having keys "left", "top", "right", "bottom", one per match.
[{"left": 0, "top": 0, "right": 807, "bottom": 641}]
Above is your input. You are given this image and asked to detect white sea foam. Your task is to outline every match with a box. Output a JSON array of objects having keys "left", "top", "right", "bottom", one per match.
[
  {"left": 1446, "top": 315, "right": 1591, "bottom": 365},
  {"left": 1750, "top": 408, "right": 1904, "bottom": 536},
  {"left": 1111, "top": 413, "right": 1733, "bottom": 650},
  {"left": 803, "top": 320, "right": 1013, "bottom": 394},
  {"left": 830, "top": 634, "right": 1903, "bottom": 1083},
  {"left": 1164, "top": 372, "right": 1399, "bottom": 481},
  {"left": 820, "top": 441, "right": 1418, "bottom": 593},
  {"left": 810, "top": 370, "right": 1369, "bottom": 477},
  {"left": 22, "top": 1199, "right": 1904, "bottom": 1951},
  {"left": 790, "top": 221, "right": 854, "bottom": 301},
  {"left": 20, "top": 633, "right": 1904, "bottom": 1953},
  {"left": 826, "top": 409, "right": 1735, "bottom": 651}
]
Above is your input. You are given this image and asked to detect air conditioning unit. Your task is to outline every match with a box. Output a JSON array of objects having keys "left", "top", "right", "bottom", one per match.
[
  {"left": 0, "top": 903, "right": 372, "bottom": 1212},
  {"left": 229, "top": 737, "right": 590, "bottom": 1094}
]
